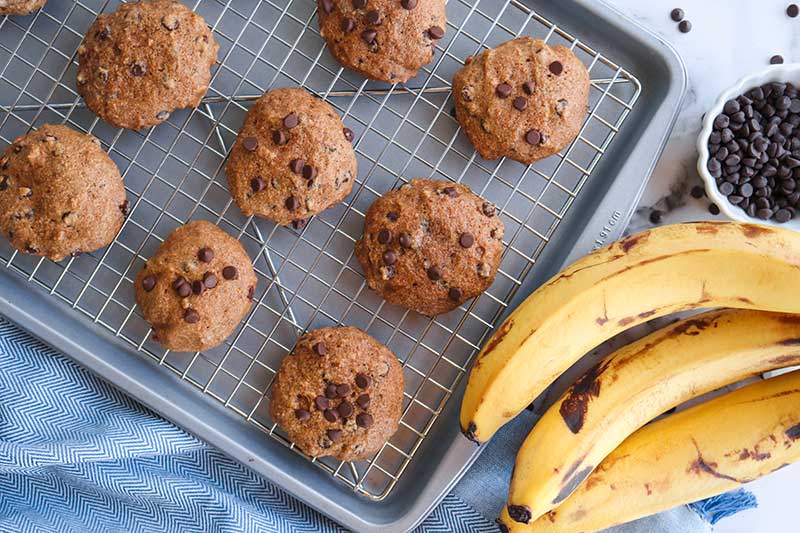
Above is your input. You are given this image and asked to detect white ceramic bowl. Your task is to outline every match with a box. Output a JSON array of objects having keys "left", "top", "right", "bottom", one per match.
[{"left": 697, "top": 64, "right": 800, "bottom": 230}]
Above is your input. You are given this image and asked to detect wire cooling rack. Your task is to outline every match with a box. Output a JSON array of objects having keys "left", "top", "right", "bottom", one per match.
[{"left": 0, "top": 0, "right": 641, "bottom": 501}]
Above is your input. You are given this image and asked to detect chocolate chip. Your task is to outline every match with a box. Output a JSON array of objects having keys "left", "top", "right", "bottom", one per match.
[
  {"left": 315, "top": 395, "right": 329, "bottom": 410},
  {"left": 399, "top": 232, "right": 412, "bottom": 248},
  {"left": 482, "top": 202, "right": 497, "bottom": 217},
  {"left": 366, "top": 10, "right": 381, "bottom": 24},
  {"left": 383, "top": 250, "right": 397, "bottom": 265},
  {"left": 387, "top": 211, "right": 399, "bottom": 222},
  {"left": 285, "top": 196, "right": 300, "bottom": 211},
  {"left": 272, "top": 130, "right": 287, "bottom": 145},
  {"left": 325, "top": 384, "right": 338, "bottom": 399},
  {"left": 289, "top": 158, "right": 305, "bottom": 174},
  {"left": 522, "top": 81, "right": 535, "bottom": 95},
  {"left": 513, "top": 96, "right": 528, "bottom": 111},
  {"left": 548, "top": 61, "right": 563, "bottom": 75},
  {"left": 291, "top": 218, "right": 308, "bottom": 230},
  {"left": 327, "top": 429, "right": 342, "bottom": 442},
  {"left": 177, "top": 282, "right": 191, "bottom": 297},
  {"left": 775, "top": 208, "right": 793, "bottom": 222},
  {"left": 251, "top": 176, "right": 266, "bottom": 192},
  {"left": 709, "top": 203, "right": 720, "bottom": 215},
  {"left": 377, "top": 228, "right": 391, "bottom": 244},
  {"left": 198, "top": 247, "right": 214, "bottom": 263},
  {"left": 401, "top": 0, "right": 417, "bottom": 9},
  {"left": 313, "top": 341, "right": 327, "bottom": 356},
  {"left": 356, "top": 413, "right": 373, "bottom": 428},
  {"left": 353, "top": 0, "right": 367, "bottom": 7},
  {"left": 247, "top": 285, "right": 255, "bottom": 299},
  {"left": 649, "top": 209, "right": 662, "bottom": 224},
  {"left": 222, "top": 266, "right": 238, "bottom": 280},
  {"left": 670, "top": 8, "right": 684, "bottom": 21},
  {"left": 203, "top": 272, "right": 217, "bottom": 289},
  {"left": 295, "top": 409, "right": 310, "bottom": 421},
  {"left": 184, "top": 308, "right": 199, "bottom": 323},
  {"left": 355, "top": 373, "right": 372, "bottom": 389},
  {"left": 448, "top": 287, "right": 463, "bottom": 301},
  {"left": 442, "top": 185, "right": 458, "bottom": 197},
  {"left": 341, "top": 17, "right": 356, "bottom": 32},
  {"left": 678, "top": 19, "right": 692, "bottom": 33},
  {"left": 142, "top": 275, "right": 156, "bottom": 292},
  {"left": 192, "top": 280, "right": 204, "bottom": 295},
  {"left": 459, "top": 232, "right": 474, "bottom": 248},
  {"left": 343, "top": 127, "right": 355, "bottom": 142},
  {"left": 427, "top": 25, "right": 444, "bottom": 39},
  {"left": 321, "top": 0, "right": 334, "bottom": 14},
  {"left": 789, "top": 4, "right": 799, "bottom": 17},
  {"left": 283, "top": 113, "right": 299, "bottom": 129},
  {"left": 427, "top": 265, "right": 442, "bottom": 281},
  {"left": 173, "top": 276, "right": 187, "bottom": 290},
  {"left": 690, "top": 185, "right": 705, "bottom": 198},
  {"left": 356, "top": 393, "right": 370, "bottom": 409},
  {"left": 243, "top": 136, "right": 258, "bottom": 152},
  {"left": 525, "top": 129, "right": 542, "bottom": 145},
  {"left": 130, "top": 62, "right": 146, "bottom": 76},
  {"left": 96, "top": 26, "right": 111, "bottom": 40},
  {"left": 323, "top": 409, "right": 339, "bottom": 422},
  {"left": 0, "top": 177, "right": 7, "bottom": 191},
  {"left": 362, "top": 29, "right": 377, "bottom": 43},
  {"left": 495, "top": 83, "right": 512, "bottom": 98},
  {"left": 302, "top": 164, "right": 317, "bottom": 181},
  {"left": 338, "top": 401, "right": 354, "bottom": 418},
  {"left": 161, "top": 14, "right": 179, "bottom": 31}
]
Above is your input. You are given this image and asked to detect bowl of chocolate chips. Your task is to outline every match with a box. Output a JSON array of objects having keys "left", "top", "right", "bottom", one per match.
[{"left": 698, "top": 64, "right": 800, "bottom": 227}]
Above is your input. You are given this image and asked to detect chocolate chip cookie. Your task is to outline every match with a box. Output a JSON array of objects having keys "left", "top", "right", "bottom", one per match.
[
  {"left": 269, "top": 326, "right": 404, "bottom": 461},
  {"left": 317, "top": 0, "right": 446, "bottom": 83},
  {"left": 135, "top": 220, "right": 257, "bottom": 352},
  {"left": 355, "top": 178, "right": 504, "bottom": 316},
  {"left": 225, "top": 87, "right": 357, "bottom": 227},
  {"left": 0, "top": 124, "right": 126, "bottom": 262},
  {"left": 76, "top": 0, "right": 219, "bottom": 130},
  {"left": 452, "top": 37, "right": 590, "bottom": 165},
  {"left": 0, "top": 0, "right": 46, "bottom": 15}
]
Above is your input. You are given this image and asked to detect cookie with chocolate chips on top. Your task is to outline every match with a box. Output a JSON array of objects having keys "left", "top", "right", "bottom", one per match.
[
  {"left": 0, "top": 124, "right": 127, "bottom": 262},
  {"left": 452, "top": 36, "right": 590, "bottom": 165},
  {"left": 317, "top": 0, "right": 446, "bottom": 83},
  {"left": 0, "top": 0, "right": 47, "bottom": 16},
  {"left": 225, "top": 87, "right": 357, "bottom": 227},
  {"left": 135, "top": 220, "right": 257, "bottom": 352},
  {"left": 355, "top": 178, "right": 504, "bottom": 316},
  {"left": 76, "top": 0, "right": 219, "bottom": 130},
  {"left": 269, "top": 326, "right": 404, "bottom": 461}
]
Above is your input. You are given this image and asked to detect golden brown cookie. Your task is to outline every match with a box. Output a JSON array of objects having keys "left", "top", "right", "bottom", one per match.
[
  {"left": 269, "top": 326, "right": 404, "bottom": 461},
  {"left": 134, "top": 221, "right": 257, "bottom": 352},
  {"left": 0, "top": 124, "right": 126, "bottom": 262},
  {"left": 355, "top": 178, "right": 504, "bottom": 316},
  {"left": 225, "top": 87, "right": 357, "bottom": 227},
  {"left": 452, "top": 37, "right": 590, "bottom": 165},
  {"left": 0, "top": 0, "right": 46, "bottom": 15},
  {"left": 317, "top": 0, "right": 446, "bottom": 83},
  {"left": 76, "top": 0, "right": 219, "bottom": 130}
]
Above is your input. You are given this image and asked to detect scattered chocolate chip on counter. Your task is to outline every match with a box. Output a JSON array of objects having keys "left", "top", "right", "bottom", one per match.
[
  {"left": 771, "top": 54, "right": 785, "bottom": 65},
  {"left": 678, "top": 19, "right": 692, "bottom": 33},
  {"left": 706, "top": 81, "right": 800, "bottom": 222},
  {"left": 670, "top": 8, "right": 684, "bottom": 22},
  {"left": 788, "top": 4, "right": 799, "bottom": 17}
]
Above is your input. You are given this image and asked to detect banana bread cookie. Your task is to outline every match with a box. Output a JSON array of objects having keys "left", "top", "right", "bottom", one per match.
[
  {"left": 0, "top": 0, "right": 46, "bottom": 15},
  {"left": 269, "top": 326, "right": 404, "bottom": 461},
  {"left": 317, "top": 0, "right": 446, "bottom": 83},
  {"left": 355, "top": 178, "right": 504, "bottom": 316},
  {"left": 0, "top": 124, "right": 127, "bottom": 262},
  {"left": 135, "top": 220, "right": 257, "bottom": 352},
  {"left": 225, "top": 87, "right": 357, "bottom": 228},
  {"left": 76, "top": 0, "right": 219, "bottom": 130},
  {"left": 452, "top": 37, "right": 590, "bottom": 165}
]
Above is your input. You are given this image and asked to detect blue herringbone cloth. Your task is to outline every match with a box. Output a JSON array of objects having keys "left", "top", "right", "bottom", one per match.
[{"left": 0, "top": 317, "right": 752, "bottom": 532}]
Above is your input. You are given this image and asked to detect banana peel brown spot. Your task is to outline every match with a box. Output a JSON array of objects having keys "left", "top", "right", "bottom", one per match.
[
  {"left": 507, "top": 504, "right": 532, "bottom": 524},
  {"left": 786, "top": 423, "right": 800, "bottom": 441},
  {"left": 554, "top": 465, "right": 595, "bottom": 504},
  {"left": 479, "top": 318, "right": 514, "bottom": 361},
  {"left": 644, "top": 482, "right": 652, "bottom": 495},
  {"left": 619, "top": 232, "right": 649, "bottom": 253},
  {"left": 688, "top": 439, "right": 744, "bottom": 483},
  {"left": 672, "top": 317, "right": 714, "bottom": 336},
  {"left": 597, "top": 250, "right": 712, "bottom": 284},
  {"left": 741, "top": 224, "right": 775, "bottom": 239},
  {"left": 694, "top": 223, "right": 721, "bottom": 235},
  {"left": 776, "top": 339, "right": 800, "bottom": 347},
  {"left": 559, "top": 361, "right": 608, "bottom": 434}
]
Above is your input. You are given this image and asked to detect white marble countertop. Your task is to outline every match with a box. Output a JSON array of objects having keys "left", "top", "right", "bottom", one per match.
[{"left": 603, "top": 1, "right": 799, "bottom": 531}]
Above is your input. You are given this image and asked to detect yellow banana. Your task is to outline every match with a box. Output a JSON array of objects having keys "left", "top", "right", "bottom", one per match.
[
  {"left": 461, "top": 222, "right": 800, "bottom": 444},
  {"left": 499, "top": 368, "right": 800, "bottom": 533},
  {"left": 506, "top": 309, "right": 800, "bottom": 524}
]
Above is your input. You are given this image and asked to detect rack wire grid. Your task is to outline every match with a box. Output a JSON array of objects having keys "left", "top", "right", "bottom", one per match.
[{"left": 0, "top": 0, "right": 641, "bottom": 501}]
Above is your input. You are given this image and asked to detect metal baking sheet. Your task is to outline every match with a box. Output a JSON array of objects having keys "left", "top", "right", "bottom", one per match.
[{"left": 0, "top": 0, "right": 685, "bottom": 531}]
